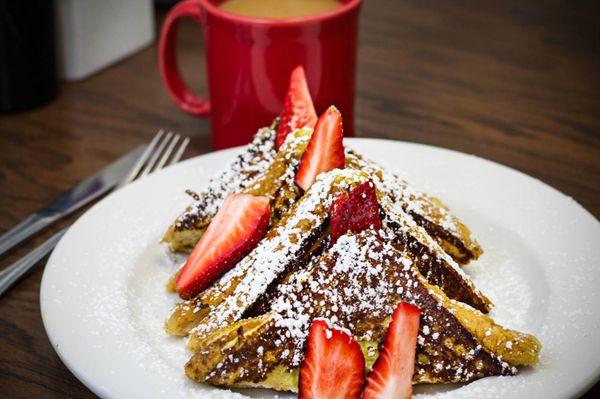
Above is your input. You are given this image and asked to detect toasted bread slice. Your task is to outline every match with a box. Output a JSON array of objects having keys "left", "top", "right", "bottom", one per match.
[
  {"left": 241, "top": 127, "right": 311, "bottom": 226},
  {"left": 163, "top": 125, "right": 277, "bottom": 252},
  {"left": 164, "top": 125, "right": 313, "bottom": 292},
  {"left": 379, "top": 194, "right": 492, "bottom": 313},
  {"left": 246, "top": 178, "right": 492, "bottom": 315},
  {"left": 163, "top": 125, "right": 315, "bottom": 254},
  {"left": 185, "top": 230, "right": 540, "bottom": 391},
  {"left": 165, "top": 127, "right": 313, "bottom": 293},
  {"left": 346, "top": 149, "right": 483, "bottom": 265},
  {"left": 165, "top": 169, "right": 370, "bottom": 337}
]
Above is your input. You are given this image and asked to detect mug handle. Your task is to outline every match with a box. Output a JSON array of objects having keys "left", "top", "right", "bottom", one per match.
[{"left": 158, "top": 0, "right": 210, "bottom": 116}]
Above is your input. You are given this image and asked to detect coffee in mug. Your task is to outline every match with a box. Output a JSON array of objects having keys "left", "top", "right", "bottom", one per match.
[{"left": 219, "top": 0, "right": 341, "bottom": 19}]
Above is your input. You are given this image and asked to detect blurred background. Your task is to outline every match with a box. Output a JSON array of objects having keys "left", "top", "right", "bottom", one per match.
[{"left": 1, "top": 0, "right": 598, "bottom": 207}]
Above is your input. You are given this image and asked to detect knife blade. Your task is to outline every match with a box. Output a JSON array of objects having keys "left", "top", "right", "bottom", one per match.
[{"left": 0, "top": 145, "right": 146, "bottom": 257}]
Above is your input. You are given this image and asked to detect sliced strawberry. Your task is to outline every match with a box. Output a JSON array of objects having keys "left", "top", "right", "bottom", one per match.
[
  {"left": 329, "top": 181, "right": 381, "bottom": 245},
  {"left": 361, "top": 302, "right": 421, "bottom": 399},
  {"left": 276, "top": 65, "right": 318, "bottom": 148},
  {"left": 175, "top": 193, "right": 270, "bottom": 299},
  {"left": 329, "top": 191, "right": 350, "bottom": 244},
  {"left": 295, "top": 106, "right": 345, "bottom": 191},
  {"left": 299, "top": 319, "right": 365, "bottom": 399}
]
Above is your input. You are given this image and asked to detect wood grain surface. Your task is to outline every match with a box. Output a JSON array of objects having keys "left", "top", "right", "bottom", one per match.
[{"left": 1, "top": 1, "right": 599, "bottom": 397}]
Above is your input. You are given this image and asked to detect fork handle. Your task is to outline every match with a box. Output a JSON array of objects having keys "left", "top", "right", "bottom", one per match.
[
  {"left": 0, "top": 213, "right": 57, "bottom": 258},
  {"left": 0, "top": 228, "right": 66, "bottom": 297}
]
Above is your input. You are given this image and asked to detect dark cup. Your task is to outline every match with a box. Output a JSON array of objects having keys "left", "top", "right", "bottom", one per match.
[{"left": 0, "top": 0, "right": 58, "bottom": 112}]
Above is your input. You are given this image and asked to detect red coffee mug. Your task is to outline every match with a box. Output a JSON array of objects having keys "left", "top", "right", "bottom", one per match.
[{"left": 159, "top": 0, "right": 362, "bottom": 149}]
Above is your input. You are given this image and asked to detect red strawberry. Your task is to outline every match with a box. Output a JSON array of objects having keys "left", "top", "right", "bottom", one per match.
[
  {"left": 175, "top": 193, "right": 270, "bottom": 299},
  {"left": 361, "top": 303, "right": 421, "bottom": 399},
  {"left": 276, "top": 65, "right": 318, "bottom": 148},
  {"left": 329, "top": 181, "right": 381, "bottom": 245},
  {"left": 299, "top": 319, "right": 365, "bottom": 399},
  {"left": 295, "top": 106, "right": 345, "bottom": 191}
]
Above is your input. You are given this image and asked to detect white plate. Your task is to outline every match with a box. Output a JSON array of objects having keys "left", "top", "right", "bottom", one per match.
[{"left": 41, "top": 138, "right": 600, "bottom": 399}]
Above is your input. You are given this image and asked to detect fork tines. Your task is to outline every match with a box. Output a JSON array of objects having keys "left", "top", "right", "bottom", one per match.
[{"left": 118, "top": 130, "right": 190, "bottom": 188}]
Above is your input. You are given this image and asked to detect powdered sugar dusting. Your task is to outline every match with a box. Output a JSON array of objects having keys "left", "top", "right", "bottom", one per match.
[
  {"left": 254, "top": 229, "right": 516, "bottom": 381},
  {"left": 174, "top": 128, "right": 276, "bottom": 231},
  {"left": 190, "top": 169, "right": 369, "bottom": 337},
  {"left": 345, "top": 148, "right": 484, "bottom": 267}
]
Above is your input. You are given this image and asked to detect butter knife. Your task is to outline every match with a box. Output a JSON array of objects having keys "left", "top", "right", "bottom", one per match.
[{"left": 0, "top": 146, "right": 146, "bottom": 257}]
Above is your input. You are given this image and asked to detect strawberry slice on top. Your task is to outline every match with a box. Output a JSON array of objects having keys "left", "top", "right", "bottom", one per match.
[
  {"left": 276, "top": 65, "right": 318, "bottom": 148},
  {"left": 175, "top": 193, "right": 270, "bottom": 299},
  {"left": 299, "top": 319, "right": 365, "bottom": 399},
  {"left": 295, "top": 105, "right": 345, "bottom": 191},
  {"left": 329, "top": 181, "right": 381, "bottom": 245},
  {"left": 361, "top": 302, "right": 421, "bottom": 399}
]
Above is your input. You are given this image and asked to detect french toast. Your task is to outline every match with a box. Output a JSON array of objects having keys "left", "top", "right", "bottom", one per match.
[
  {"left": 165, "top": 149, "right": 541, "bottom": 394},
  {"left": 165, "top": 168, "right": 370, "bottom": 337},
  {"left": 166, "top": 167, "right": 491, "bottom": 337},
  {"left": 163, "top": 68, "right": 540, "bottom": 396},
  {"left": 164, "top": 134, "right": 482, "bottom": 266},
  {"left": 246, "top": 181, "right": 493, "bottom": 315},
  {"left": 378, "top": 193, "right": 492, "bottom": 313},
  {"left": 164, "top": 126, "right": 312, "bottom": 293},
  {"left": 346, "top": 148, "right": 483, "bottom": 265},
  {"left": 163, "top": 123, "right": 277, "bottom": 252},
  {"left": 243, "top": 173, "right": 492, "bottom": 316},
  {"left": 241, "top": 127, "right": 311, "bottom": 226},
  {"left": 184, "top": 229, "right": 540, "bottom": 391}
]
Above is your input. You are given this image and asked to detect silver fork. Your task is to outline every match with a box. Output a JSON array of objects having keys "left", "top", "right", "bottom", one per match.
[{"left": 0, "top": 130, "right": 189, "bottom": 297}]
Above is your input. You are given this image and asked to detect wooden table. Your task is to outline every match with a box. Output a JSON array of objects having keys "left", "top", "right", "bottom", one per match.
[{"left": 1, "top": 1, "right": 598, "bottom": 397}]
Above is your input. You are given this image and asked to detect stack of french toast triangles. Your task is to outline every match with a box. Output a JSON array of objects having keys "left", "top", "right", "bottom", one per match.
[{"left": 162, "top": 66, "right": 540, "bottom": 397}]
